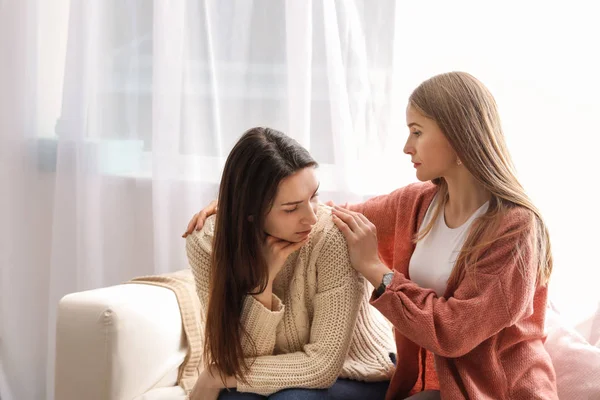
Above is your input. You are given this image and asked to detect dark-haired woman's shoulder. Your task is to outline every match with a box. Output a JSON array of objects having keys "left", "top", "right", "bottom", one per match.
[
  {"left": 311, "top": 203, "right": 339, "bottom": 239},
  {"left": 305, "top": 203, "right": 362, "bottom": 293},
  {"left": 308, "top": 203, "right": 353, "bottom": 256}
]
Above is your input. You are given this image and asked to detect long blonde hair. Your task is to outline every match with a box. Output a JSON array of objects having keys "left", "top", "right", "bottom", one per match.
[{"left": 410, "top": 72, "right": 552, "bottom": 287}]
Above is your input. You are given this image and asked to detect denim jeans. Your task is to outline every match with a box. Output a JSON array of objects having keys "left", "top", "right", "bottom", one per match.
[
  {"left": 218, "top": 377, "right": 390, "bottom": 400},
  {"left": 218, "top": 353, "right": 396, "bottom": 400}
]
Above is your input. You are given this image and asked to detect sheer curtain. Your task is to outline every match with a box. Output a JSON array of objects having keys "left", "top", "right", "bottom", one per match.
[{"left": 1, "top": 0, "right": 598, "bottom": 399}]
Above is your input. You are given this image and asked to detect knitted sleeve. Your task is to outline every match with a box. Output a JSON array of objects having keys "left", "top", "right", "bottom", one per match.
[
  {"left": 186, "top": 231, "right": 285, "bottom": 357},
  {"left": 236, "top": 226, "right": 364, "bottom": 395},
  {"left": 370, "top": 208, "right": 539, "bottom": 358}
]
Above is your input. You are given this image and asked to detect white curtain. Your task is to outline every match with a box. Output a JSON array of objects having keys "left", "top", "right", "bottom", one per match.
[{"left": 1, "top": 0, "right": 598, "bottom": 399}]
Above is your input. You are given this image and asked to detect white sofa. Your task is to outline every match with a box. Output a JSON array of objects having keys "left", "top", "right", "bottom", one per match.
[
  {"left": 55, "top": 277, "right": 600, "bottom": 400},
  {"left": 54, "top": 282, "right": 189, "bottom": 400}
]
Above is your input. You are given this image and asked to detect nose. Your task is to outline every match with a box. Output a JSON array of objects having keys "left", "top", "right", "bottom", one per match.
[
  {"left": 403, "top": 136, "right": 414, "bottom": 156},
  {"left": 302, "top": 204, "right": 318, "bottom": 226}
]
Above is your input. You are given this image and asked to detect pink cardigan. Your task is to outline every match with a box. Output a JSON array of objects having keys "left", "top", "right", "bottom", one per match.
[{"left": 353, "top": 182, "right": 558, "bottom": 399}]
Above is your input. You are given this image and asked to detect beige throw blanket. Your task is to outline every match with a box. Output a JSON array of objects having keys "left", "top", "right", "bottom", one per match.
[{"left": 128, "top": 269, "right": 203, "bottom": 393}]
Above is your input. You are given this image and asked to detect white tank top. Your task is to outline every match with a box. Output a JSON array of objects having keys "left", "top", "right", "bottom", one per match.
[{"left": 408, "top": 194, "right": 489, "bottom": 297}]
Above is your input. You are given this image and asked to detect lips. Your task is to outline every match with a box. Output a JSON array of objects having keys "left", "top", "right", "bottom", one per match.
[{"left": 297, "top": 229, "right": 312, "bottom": 236}]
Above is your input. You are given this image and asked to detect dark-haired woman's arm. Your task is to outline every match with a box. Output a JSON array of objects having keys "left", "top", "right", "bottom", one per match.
[
  {"left": 186, "top": 231, "right": 286, "bottom": 358},
  {"left": 233, "top": 227, "right": 364, "bottom": 396}
]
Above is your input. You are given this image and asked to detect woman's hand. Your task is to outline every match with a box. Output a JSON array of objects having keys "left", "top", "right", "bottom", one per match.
[
  {"left": 331, "top": 206, "right": 392, "bottom": 286},
  {"left": 324, "top": 200, "right": 348, "bottom": 208},
  {"left": 189, "top": 365, "right": 239, "bottom": 400},
  {"left": 182, "top": 200, "right": 218, "bottom": 238},
  {"left": 188, "top": 368, "right": 223, "bottom": 400},
  {"left": 251, "top": 234, "right": 308, "bottom": 310},
  {"left": 263, "top": 234, "right": 308, "bottom": 283}
]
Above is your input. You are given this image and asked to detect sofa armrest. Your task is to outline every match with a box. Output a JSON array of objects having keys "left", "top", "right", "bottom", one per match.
[{"left": 55, "top": 282, "right": 188, "bottom": 400}]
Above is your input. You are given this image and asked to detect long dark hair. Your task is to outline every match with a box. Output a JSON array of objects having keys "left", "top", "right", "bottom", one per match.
[{"left": 204, "top": 127, "right": 317, "bottom": 383}]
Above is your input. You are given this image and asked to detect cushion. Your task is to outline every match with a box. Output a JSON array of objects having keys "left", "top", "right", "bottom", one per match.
[{"left": 544, "top": 305, "right": 600, "bottom": 399}]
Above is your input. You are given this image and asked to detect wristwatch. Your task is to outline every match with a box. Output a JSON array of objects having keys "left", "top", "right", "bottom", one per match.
[{"left": 375, "top": 271, "right": 395, "bottom": 298}]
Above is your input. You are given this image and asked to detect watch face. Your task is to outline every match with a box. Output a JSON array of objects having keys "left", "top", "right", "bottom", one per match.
[{"left": 383, "top": 272, "right": 394, "bottom": 286}]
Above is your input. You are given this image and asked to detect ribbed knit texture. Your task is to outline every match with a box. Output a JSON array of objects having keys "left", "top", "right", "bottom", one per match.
[
  {"left": 351, "top": 182, "right": 558, "bottom": 400},
  {"left": 127, "top": 270, "right": 204, "bottom": 393},
  {"left": 186, "top": 204, "right": 395, "bottom": 396}
]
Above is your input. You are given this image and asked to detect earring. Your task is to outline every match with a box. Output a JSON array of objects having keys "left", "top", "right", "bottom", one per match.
[{"left": 456, "top": 159, "right": 462, "bottom": 166}]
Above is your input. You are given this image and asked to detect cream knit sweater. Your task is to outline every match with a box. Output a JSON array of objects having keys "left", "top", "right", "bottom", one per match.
[{"left": 186, "top": 204, "right": 395, "bottom": 396}]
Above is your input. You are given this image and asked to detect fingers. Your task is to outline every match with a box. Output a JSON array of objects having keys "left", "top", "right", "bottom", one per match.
[
  {"left": 332, "top": 206, "right": 361, "bottom": 232},
  {"left": 332, "top": 207, "right": 375, "bottom": 242},
  {"left": 264, "top": 234, "right": 280, "bottom": 247},
  {"left": 182, "top": 200, "right": 218, "bottom": 238},
  {"left": 335, "top": 206, "right": 370, "bottom": 227},
  {"left": 332, "top": 212, "right": 353, "bottom": 238},
  {"left": 196, "top": 200, "right": 218, "bottom": 231},
  {"left": 194, "top": 212, "right": 206, "bottom": 231},
  {"left": 264, "top": 235, "right": 308, "bottom": 268},
  {"left": 183, "top": 213, "right": 199, "bottom": 238},
  {"left": 264, "top": 235, "right": 291, "bottom": 255},
  {"left": 282, "top": 237, "right": 309, "bottom": 255},
  {"left": 325, "top": 200, "right": 349, "bottom": 208},
  {"left": 357, "top": 213, "right": 376, "bottom": 233},
  {"left": 267, "top": 235, "right": 307, "bottom": 252}
]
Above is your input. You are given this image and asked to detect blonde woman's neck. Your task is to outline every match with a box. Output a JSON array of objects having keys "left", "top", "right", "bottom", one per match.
[{"left": 443, "top": 170, "right": 491, "bottom": 229}]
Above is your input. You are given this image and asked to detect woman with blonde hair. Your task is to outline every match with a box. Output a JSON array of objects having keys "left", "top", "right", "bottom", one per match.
[{"left": 186, "top": 72, "right": 558, "bottom": 399}]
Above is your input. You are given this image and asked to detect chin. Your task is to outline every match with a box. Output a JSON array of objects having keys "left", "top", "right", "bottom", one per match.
[
  {"left": 415, "top": 173, "right": 430, "bottom": 182},
  {"left": 269, "top": 232, "right": 300, "bottom": 243},
  {"left": 416, "top": 170, "right": 437, "bottom": 182}
]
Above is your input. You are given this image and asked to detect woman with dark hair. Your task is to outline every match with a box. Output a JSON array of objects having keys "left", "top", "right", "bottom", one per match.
[{"left": 185, "top": 127, "right": 395, "bottom": 400}]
